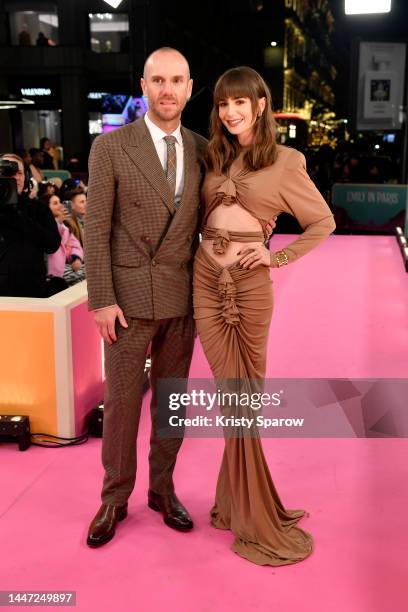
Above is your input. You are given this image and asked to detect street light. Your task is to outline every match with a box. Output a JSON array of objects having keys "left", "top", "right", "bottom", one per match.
[
  {"left": 102, "top": 0, "right": 124, "bottom": 8},
  {"left": 345, "top": 0, "right": 391, "bottom": 14}
]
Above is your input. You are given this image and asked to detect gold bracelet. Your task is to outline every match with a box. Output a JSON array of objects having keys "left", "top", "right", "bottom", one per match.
[{"left": 275, "top": 250, "right": 289, "bottom": 268}]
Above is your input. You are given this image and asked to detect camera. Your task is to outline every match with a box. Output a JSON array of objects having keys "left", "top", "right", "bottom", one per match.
[
  {"left": 0, "top": 160, "right": 19, "bottom": 207},
  {"left": 0, "top": 159, "right": 18, "bottom": 178}
]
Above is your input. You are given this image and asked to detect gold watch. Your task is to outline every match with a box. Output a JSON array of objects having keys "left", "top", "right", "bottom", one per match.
[{"left": 275, "top": 250, "right": 289, "bottom": 268}]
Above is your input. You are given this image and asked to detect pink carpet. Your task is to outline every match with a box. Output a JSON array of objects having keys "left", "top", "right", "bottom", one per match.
[{"left": 1, "top": 235, "right": 407, "bottom": 612}]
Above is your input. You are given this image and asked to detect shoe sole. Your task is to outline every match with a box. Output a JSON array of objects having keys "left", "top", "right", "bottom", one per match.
[
  {"left": 148, "top": 500, "right": 193, "bottom": 532},
  {"left": 86, "top": 509, "right": 128, "bottom": 548}
]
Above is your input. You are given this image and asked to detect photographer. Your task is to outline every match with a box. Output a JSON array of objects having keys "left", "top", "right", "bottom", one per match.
[{"left": 0, "top": 153, "right": 61, "bottom": 297}]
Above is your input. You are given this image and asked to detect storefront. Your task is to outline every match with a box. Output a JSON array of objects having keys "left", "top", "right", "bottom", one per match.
[
  {"left": 86, "top": 77, "right": 133, "bottom": 145},
  {"left": 7, "top": 76, "right": 62, "bottom": 154}
]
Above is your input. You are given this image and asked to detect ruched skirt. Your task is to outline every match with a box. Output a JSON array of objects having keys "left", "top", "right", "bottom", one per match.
[{"left": 193, "top": 244, "right": 313, "bottom": 566}]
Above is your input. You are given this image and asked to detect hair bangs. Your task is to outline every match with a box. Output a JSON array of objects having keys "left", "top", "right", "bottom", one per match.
[
  {"left": 214, "top": 70, "right": 257, "bottom": 106},
  {"left": 206, "top": 66, "right": 278, "bottom": 175}
]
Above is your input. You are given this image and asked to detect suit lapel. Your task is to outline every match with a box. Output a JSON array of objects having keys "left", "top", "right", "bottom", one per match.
[
  {"left": 177, "top": 126, "right": 195, "bottom": 213},
  {"left": 122, "top": 118, "right": 175, "bottom": 215}
]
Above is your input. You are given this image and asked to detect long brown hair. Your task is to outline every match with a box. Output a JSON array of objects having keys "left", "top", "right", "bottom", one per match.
[{"left": 205, "top": 66, "right": 278, "bottom": 175}]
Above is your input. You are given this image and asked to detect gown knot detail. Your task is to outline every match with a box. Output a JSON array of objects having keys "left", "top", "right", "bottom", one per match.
[
  {"left": 216, "top": 177, "right": 237, "bottom": 206},
  {"left": 213, "top": 228, "right": 231, "bottom": 255},
  {"left": 218, "top": 268, "right": 240, "bottom": 326}
]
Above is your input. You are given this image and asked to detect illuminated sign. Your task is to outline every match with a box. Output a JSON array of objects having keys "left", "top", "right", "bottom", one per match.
[
  {"left": 20, "top": 88, "right": 52, "bottom": 96},
  {"left": 88, "top": 92, "right": 110, "bottom": 99}
]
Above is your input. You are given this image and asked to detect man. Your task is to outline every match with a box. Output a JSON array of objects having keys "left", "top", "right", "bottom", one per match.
[
  {"left": 28, "top": 148, "right": 45, "bottom": 183},
  {"left": 84, "top": 47, "right": 207, "bottom": 547},
  {"left": 0, "top": 154, "right": 61, "bottom": 297},
  {"left": 63, "top": 187, "right": 86, "bottom": 247},
  {"left": 40, "top": 137, "right": 57, "bottom": 170}
]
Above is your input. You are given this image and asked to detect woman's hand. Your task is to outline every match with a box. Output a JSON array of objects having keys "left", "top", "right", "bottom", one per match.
[
  {"left": 71, "top": 259, "right": 81, "bottom": 272},
  {"left": 238, "top": 244, "right": 271, "bottom": 269}
]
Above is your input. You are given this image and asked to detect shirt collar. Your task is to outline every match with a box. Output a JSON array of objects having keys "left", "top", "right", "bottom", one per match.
[{"left": 144, "top": 112, "right": 182, "bottom": 146}]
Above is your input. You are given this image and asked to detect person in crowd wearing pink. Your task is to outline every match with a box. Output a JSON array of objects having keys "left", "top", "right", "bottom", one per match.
[{"left": 42, "top": 193, "right": 84, "bottom": 282}]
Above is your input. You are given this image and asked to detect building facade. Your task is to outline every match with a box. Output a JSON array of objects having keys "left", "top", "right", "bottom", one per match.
[
  {"left": 260, "top": 0, "right": 338, "bottom": 146},
  {"left": 0, "top": 0, "right": 338, "bottom": 159}
]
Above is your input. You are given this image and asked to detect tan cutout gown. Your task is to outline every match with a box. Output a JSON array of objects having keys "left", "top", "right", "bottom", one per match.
[{"left": 193, "top": 145, "right": 336, "bottom": 565}]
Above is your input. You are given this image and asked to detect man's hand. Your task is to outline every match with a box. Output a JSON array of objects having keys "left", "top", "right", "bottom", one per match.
[
  {"left": 266, "top": 215, "right": 278, "bottom": 238},
  {"left": 93, "top": 304, "right": 128, "bottom": 345}
]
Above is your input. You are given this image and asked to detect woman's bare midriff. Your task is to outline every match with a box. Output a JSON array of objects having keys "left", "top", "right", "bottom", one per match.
[{"left": 201, "top": 203, "right": 264, "bottom": 266}]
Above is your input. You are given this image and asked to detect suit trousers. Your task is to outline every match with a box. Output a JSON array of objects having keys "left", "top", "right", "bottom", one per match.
[{"left": 101, "top": 314, "right": 195, "bottom": 505}]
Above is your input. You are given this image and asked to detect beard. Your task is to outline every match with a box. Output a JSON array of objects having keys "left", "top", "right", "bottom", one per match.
[{"left": 150, "top": 99, "right": 184, "bottom": 122}]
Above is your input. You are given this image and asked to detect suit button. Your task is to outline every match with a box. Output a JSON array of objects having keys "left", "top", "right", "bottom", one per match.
[
  {"left": 141, "top": 235, "right": 151, "bottom": 243},
  {"left": 152, "top": 260, "right": 156, "bottom": 266}
]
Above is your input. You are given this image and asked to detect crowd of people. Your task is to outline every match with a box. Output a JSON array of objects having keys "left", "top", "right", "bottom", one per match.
[
  {"left": 0, "top": 146, "right": 87, "bottom": 298},
  {"left": 16, "top": 137, "right": 61, "bottom": 177},
  {"left": 306, "top": 144, "right": 400, "bottom": 203},
  {"left": 0, "top": 129, "right": 399, "bottom": 300}
]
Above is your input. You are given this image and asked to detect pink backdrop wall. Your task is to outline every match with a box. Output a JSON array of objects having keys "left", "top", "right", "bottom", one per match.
[{"left": 70, "top": 302, "right": 104, "bottom": 435}]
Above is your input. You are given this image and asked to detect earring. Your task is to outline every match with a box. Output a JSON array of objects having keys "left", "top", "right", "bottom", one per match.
[{"left": 258, "top": 111, "right": 263, "bottom": 118}]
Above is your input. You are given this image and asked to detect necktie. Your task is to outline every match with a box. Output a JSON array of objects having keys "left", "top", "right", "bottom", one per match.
[{"left": 164, "top": 135, "right": 177, "bottom": 201}]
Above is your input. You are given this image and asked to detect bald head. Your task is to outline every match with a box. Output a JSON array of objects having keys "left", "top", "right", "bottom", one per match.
[
  {"left": 143, "top": 47, "right": 190, "bottom": 80},
  {"left": 140, "top": 47, "right": 193, "bottom": 133}
]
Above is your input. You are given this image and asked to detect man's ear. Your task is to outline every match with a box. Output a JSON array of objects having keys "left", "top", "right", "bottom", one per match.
[
  {"left": 187, "top": 78, "right": 193, "bottom": 101},
  {"left": 140, "top": 77, "right": 146, "bottom": 97}
]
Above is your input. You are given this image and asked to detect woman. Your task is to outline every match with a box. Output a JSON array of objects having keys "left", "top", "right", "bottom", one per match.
[
  {"left": 42, "top": 193, "right": 85, "bottom": 285},
  {"left": 193, "top": 67, "right": 336, "bottom": 566}
]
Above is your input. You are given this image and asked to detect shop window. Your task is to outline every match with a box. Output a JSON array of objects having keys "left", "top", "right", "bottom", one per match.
[
  {"left": 8, "top": 7, "right": 59, "bottom": 46},
  {"left": 89, "top": 13, "right": 130, "bottom": 53}
]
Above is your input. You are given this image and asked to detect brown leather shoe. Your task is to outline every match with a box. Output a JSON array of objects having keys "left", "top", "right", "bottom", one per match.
[
  {"left": 148, "top": 490, "right": 193, "bottom": 531},
  {"left": 86, "top": 503, "right": 128, "bottom": 548}
]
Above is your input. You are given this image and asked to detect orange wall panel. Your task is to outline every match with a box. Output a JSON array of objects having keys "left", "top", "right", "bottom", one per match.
[{"left": 0, "top": 311, "right": 57, "bottom": 434}]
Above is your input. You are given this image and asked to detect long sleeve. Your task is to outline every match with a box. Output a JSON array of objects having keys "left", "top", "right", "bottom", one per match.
[
  {"left": 47, "top": 221, "right": 65, "bottom": 277},
  {"left": 271, "top": 149, "right": 335, "bottom": 266},
  {"left": 66, "top": 231, "right": 84, "bottom": 261},
  {"left": 0, "top": 198, "right": 61, "bottom": 254},
  {"left": 32, "top": 201, "right": 62, "bottom": 254},
  {"left": 84, "top": 135, "right": 117, "bottom": 310}
]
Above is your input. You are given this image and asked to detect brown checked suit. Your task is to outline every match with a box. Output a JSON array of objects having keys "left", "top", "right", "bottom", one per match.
[{"left": 84, "top": 117, "right": 207, "bottom": 504}]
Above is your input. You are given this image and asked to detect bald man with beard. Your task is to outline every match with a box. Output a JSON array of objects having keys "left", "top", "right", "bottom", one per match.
[{"left": 85, "top": 48, "right": 208, "bottom": 547}]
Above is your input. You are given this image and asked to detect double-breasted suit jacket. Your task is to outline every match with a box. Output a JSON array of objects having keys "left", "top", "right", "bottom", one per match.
[{"left": 84, "top": 117, "right": 207, "bottom": 319}]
